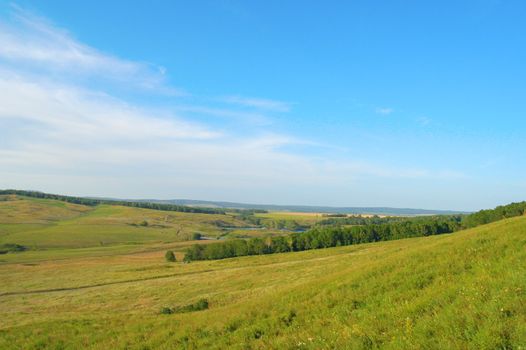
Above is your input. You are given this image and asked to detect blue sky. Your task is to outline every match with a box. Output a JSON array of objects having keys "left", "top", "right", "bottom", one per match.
[{"left": 0, "top": 1, "right": 525, "bottom": 211}]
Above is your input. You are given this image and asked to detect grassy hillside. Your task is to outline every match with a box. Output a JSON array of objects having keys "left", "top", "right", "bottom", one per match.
[
  {"left": 0, "top": 214, "right": 524, "bottom": 349},
  {"left": 0, "top": 195, "right": 337, "bottom": 250},
  {"left": 0, "top": 195, "right": 249, "bottom": 249}
]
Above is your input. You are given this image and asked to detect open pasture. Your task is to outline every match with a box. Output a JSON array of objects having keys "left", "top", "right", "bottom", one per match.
[
  {"left": 1, "top": 216, "right": 525, "bottom": 349},
  {"left": 0, "top": 196, "right": 248, "bottom": 249}
]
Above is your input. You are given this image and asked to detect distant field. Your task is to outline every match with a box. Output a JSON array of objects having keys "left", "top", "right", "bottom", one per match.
[
  {"left": 255, "top": 211, "right": 325, "bottom": 226},
  {"left": 254, "top": 211, "right": 388, "bottom": 226},
  {"left": 0, "top": 195, "right": 249, "bottom": 249},
  {"left": 1, "top": 213, "right": 524, "bottom": 349},
  {"left": 0, "top": 196, "right": 405, "bottom": 252}
]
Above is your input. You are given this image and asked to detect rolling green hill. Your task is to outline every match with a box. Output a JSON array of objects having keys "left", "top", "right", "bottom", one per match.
[
  {"left": 0, "top": 203, "right": 524, "bottom": 349},
  {"left": 0, "top": 195, "right": 250, "bottom": 249}
]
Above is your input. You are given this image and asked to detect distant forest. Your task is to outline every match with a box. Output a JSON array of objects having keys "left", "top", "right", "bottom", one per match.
[{"left": 185, "top": 201, "right": 526, "bottom": 261}]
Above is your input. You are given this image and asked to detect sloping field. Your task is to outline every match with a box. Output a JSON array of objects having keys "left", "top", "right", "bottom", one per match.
[
  {"left": 0, "top": 215, "right": 524, "bottom": 349},
  {"left": 0, "top": 196, "right": 248, "bottom": 248}
]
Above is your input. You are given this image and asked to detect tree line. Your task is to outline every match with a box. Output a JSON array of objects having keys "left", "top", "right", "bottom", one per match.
[
  {"left": 461, "top": 201, "right": 526, "bottom": 228},
  {"left": 184, "top": 216, "right": 461, "bottom": 261},
  {"left": 316, "top": 215, "right": 405, "bottom": 226},
  {"left": 0, "top": 189, "right": 226, "bottom": 215},
  {"left": 185, "top": 200, "right": 526, "bottom": 261}
]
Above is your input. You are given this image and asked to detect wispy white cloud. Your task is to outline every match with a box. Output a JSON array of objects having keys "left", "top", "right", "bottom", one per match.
[
  {"left": 0, "top": 5, "right": 469, "bottom": 206},
  {"left": 375, "top": 107, "right": 394, "bottom": 115},
  {"left": 0, "top": 5, "right": 183, "bottom": 95},
  {"left": 0, "top": 75, "right": 218, "bottom": 141},
  {"left": 221, "top": 95, "right": 291, "bottom": 112},
  {"left": 416, "top": 116, "right": 432, "bottom": 126},
  {"left": 175, "top": 105, "right": 271, "bottom": 125}
]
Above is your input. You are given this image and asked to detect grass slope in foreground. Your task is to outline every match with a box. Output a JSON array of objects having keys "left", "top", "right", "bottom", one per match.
[{"left": 1, "top": 216, "right": 525, "bottom": 349}]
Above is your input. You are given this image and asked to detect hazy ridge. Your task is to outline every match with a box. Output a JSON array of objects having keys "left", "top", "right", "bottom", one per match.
[{"left": 136, "top": 198, "right": 469, "bottom": 216}]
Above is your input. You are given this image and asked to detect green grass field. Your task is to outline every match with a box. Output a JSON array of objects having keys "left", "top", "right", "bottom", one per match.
[
  {"left": 0, "top": 196, "right": 317, "bottom": 251},
  {"left": 254, "top": 211, "right": 326, "bottom": 226},
  {"left": 1, "top": 196, "right": 525, "bottom": 349},
  {"left": 0, "top": 195, "right": 251, "bottom": 249}
]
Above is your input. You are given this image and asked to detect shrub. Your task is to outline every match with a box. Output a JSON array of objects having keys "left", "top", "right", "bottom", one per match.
[
  {"left": 160, "top": 307, "right": 173, "bottom": 315},
  {"left": 160, "top": 299, "right": 209, "bottom": 316},
  {"left": 279, "top": 310, "right": 297, "bottom": 326},
  {"left": 165, "top": 250, "right": 176, "bottom": 262},
  {"left": 0, "top": 243, "right": 27, "bottom": 254},
  {"left": 174, "top": 298, "right": 209, "bottom": 313}
]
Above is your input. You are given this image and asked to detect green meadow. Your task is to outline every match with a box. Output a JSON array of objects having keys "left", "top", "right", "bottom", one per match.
[
  {"left": 254, "top": 211, "right": 326, "bottom": 226},
  {"left": 0, "top": 195, "right": 250, "bottom": 249},
  {"left": 0, "top": 195, "right": 525, "bottom": 349}
]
